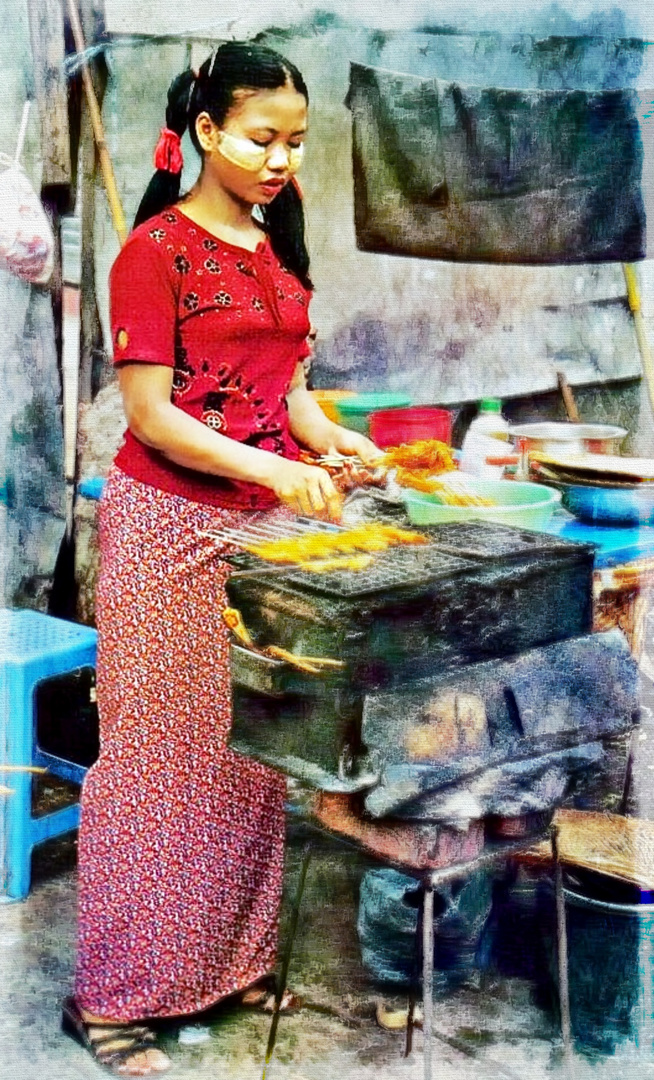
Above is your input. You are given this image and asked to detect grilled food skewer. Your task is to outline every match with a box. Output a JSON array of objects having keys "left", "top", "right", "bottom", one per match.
[
  {"left": 222, "top": 607, "right": 254, "bottom": 647},
  {"left": 221, "top": 608, "right": 344, "bottom": 673}
]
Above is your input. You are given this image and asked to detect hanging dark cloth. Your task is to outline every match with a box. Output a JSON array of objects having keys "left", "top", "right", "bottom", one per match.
[{"left": 348, "top": 62, "right": 650, "bottom": 264}]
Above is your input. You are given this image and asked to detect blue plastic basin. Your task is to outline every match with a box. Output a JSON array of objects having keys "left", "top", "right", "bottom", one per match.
[{"left": 559, "top": 483, "right": 654, "bottom": 526}]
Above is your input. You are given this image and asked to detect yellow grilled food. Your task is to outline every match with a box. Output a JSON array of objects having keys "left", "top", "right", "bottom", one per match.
[
  {"left": 382, "top": 439, "right": 456, "bottom": 473},
  {"left": 245, "top": 523, "right": 427, "bottom": 567}
]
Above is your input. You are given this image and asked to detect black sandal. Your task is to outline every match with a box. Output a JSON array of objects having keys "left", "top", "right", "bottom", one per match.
[{"left": 61, "top": 996, "right": 171, "bottom": 1074}]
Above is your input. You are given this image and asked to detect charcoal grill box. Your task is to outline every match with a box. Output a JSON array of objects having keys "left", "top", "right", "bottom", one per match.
[
  {"left": 227, "top": 523, "right": 594, "bottom": 684},
  {"left": 226, "top": 523, "right": 596, "bottom": 789}
]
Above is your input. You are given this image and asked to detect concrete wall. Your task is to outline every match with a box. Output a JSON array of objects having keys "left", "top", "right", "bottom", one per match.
[
  {"left": 104, "top": 0, "right": 654, "bottom": 39},
  {"left": 90, "top": 9, "right": 654, "bottom": 409},
  {"left": 1, "top": 1, "right": 66, "bottom": 610}
]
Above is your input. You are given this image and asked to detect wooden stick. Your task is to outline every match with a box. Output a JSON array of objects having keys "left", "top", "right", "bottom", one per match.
[
  {"left": 27, "top": 0, "right": 72, "bottom": 198},
  {"left": 556, "top": 371, "right": 580, "bottom": 423},
  {"left": 0, "top": 765, "right": 48, "bottom": 774},
  {"left": 624, "top": 263, "right": 654, "bottom": 418},
  {"left": 14, "top": 101, "right": 31, "bottom": 165},
  {"left": 66, "top": 0, "right": 128, "bottom": 246}
]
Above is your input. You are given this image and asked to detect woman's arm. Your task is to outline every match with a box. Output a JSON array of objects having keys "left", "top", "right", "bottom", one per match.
[
  {"left": 118, "top": 362, "right": 342, "bottom": 517},
  {"left": 286, "top": 364, "right": 383, "bottom": 463}
]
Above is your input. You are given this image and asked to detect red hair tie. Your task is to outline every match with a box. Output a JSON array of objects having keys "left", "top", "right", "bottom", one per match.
[{"left": 153, "top": 128, "right": 183, "bottom": 174}]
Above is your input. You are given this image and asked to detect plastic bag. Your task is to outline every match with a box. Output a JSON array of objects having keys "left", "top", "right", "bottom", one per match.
[{"left": 0, "top": 156, "right": 54, "bottom": 285}]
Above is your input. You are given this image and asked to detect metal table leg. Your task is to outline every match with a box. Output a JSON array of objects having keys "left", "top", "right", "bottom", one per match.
[
  {"left": 422, "top": 880, "right": 435, "bottom": 1080},
  {"left": 405, "top": 885, "right": 423, "bottom": 1060},
  {"left": 262, "top": 841, "right": 313, "bottom": 1080},
  {"left": 552, "top": 826, "right": 574, "bottom": 1075},
  {"left": 404, "top": 994, "right": 416, "bottom": 1058}
]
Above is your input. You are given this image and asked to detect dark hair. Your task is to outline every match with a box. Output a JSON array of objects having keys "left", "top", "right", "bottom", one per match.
[{"left": 134, "top": 42, "right": 312, "bottom": 289}]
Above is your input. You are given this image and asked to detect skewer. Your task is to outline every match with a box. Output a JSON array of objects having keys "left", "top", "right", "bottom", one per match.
[
  {"left": 315, "top": 455, "right": 361, "bottom": 465},
  {"left": 228, "top": 560, "right": 370, "bottom": 580},
  {"left": 203, "top": 526, "right": 299, "bottom": 545},
  {"left": 202, "top": 518, "right": 343, "bottom": 547}
]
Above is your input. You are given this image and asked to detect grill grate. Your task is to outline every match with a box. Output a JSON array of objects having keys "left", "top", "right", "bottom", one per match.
[
  {"left": 203, "top": 519, "right": 470, "bottom": 597},
  {"left": 265, "top": 545, "right": 470, "bottom": 596},
  {"left": 425, "top": 521, "right": 583, "bottom": 560}
]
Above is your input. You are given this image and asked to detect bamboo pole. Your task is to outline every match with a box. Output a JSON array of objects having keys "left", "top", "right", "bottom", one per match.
[
  {"left": 623, "top": 263, "right": 654, "bottom": 418},
  {"left": 66, "top": 0, "right": 127, "bottom": 246},
  {"left": 0, "top": 765, "right": 48, "bottom": 774}
]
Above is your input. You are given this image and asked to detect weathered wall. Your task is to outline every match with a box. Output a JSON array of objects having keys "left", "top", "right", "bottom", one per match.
[
  {"left": 104, "top": 0, "right": 654, "bottom": 39},
  {"left": 91, "top": 19, "right": 652, "bottom": 397},
  {"left": 0, "top": 1, "right": 66, "bottom": 610}
]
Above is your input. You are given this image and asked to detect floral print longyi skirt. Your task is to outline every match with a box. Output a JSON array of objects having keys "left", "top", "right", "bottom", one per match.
[{"left": 74, "top": 467, "right": 287, "bottom": 1021}]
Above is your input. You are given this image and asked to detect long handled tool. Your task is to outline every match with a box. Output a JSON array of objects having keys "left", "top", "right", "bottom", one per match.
[
  {"left": 66, "top": 0, "right": 127, "bottom": 246},
  {"left": 555, "top": 266, "right": 651, "bottom": 426},
  {"left": 624, "top": 263, "right": 654, "bottom": 418},
  {"left": 261, "top": 843, "right": 313, "bottom": 1080},
  {"left": 556, "top": 371, "right": 580, "bottom": 423}
]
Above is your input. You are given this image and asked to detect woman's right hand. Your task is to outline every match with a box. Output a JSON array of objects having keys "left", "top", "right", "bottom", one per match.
[{"left": 265, "top": 457, "right": 342, "bottom": 519}]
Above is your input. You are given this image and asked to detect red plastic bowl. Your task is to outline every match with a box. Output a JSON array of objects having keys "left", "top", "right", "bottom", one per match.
[{"left": 370, "top": 407, "right": 453, "bottom": 449}]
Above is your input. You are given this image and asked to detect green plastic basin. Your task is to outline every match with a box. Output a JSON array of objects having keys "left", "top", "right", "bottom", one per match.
[
  {"left": 402, "top": 479, "right": 562, "bottom": 529},
  {"left": 335, "top": 393, "right": 412, "bottom": 434}
]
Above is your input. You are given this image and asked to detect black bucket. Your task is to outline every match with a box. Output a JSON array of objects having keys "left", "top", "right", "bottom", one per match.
[{"left": 564, "top": 869, "right": 654, "bottom": 1054}]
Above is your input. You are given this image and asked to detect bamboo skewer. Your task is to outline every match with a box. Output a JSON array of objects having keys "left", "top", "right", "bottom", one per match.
[
  {"left": 222, "top": 608, "right": 344, "bottom": 673},
  {"left": 202, "top": 519, "right": 341, "bottom": 547},
  {"left": 66, "top": 0, "right": 128, "bottom": 246}
]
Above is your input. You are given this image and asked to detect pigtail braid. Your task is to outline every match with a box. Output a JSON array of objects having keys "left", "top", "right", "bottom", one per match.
[
  {"left": 261, "top": 180, "right": 312, "bottom": 291},
  {"left": 133, "top": 69, "right": 196, "bottom": 229}
]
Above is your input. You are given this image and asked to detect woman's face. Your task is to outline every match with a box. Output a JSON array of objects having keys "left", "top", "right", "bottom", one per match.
[{"left": 196, "top": 83, "right": 308, "bottom": 206}]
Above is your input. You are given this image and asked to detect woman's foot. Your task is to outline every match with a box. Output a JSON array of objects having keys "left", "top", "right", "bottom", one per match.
[
  {"left": 61, "top": 997, "right": 171, "bottom": 1075},
  {"left": 238, "top": 978, "right": 302, "bottom": 1013},
  {"left": 375, "top": 1000, "right": 424, "bottom": 1031}
]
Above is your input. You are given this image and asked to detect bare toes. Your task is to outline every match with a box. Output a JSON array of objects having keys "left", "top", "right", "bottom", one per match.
[
  {"left": 116, "top": 1049, "right": 170, "bottom": 1076},
  {"left": 148, "top": 1050, "right": 172, "bottom": 1074}
]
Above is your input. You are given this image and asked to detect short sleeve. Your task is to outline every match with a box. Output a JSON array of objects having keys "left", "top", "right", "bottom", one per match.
[
  {"left": 297, "top": 293, "right": 312, "bottom": 362},
  {"left": 110, "top": 232, "right": 178, "bottom": 367}
]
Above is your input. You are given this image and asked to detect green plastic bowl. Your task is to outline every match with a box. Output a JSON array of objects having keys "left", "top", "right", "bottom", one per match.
[
  {"left": 335, "top": 392, "right": 412, "bottom": 434},
  {"left": 402, "top": 479, "right": 562, "bottom": 529}
]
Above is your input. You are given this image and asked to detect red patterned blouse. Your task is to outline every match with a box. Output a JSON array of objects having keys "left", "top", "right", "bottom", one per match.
[{"left": 110, "top": 208, "right": 311, "bottom": 509}]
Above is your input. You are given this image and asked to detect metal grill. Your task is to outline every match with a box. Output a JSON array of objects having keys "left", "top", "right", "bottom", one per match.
[
  {"left": 260, "top": 545, "right": 469, "bottom": 597},
  {"left": 424, "top": 521, "right": 578, "bottom": 560},
  {"left": 203, "top": 519, "right": 469, "bottom": 597}
]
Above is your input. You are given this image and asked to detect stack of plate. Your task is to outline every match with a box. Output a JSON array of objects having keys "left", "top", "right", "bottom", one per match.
[{"left": 529, "top": 453, "right": 654, "bottom": 525}]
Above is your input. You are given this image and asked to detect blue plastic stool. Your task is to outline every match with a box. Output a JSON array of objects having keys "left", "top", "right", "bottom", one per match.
[
  {"left": 0, "top": 609, "right": 98, "bottom": 901},
  {"left": 78, "top": 477, "right": 106, "bottom": 501}
]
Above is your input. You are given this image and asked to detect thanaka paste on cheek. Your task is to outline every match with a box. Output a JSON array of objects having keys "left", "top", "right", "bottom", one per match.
[{"left": 216, "top": 131, "right": 304, "bottom": 173}]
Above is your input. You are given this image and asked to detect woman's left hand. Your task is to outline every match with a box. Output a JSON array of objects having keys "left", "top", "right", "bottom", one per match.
[{"left": 326, "top": 426, "right": 385, "bottom": 465}]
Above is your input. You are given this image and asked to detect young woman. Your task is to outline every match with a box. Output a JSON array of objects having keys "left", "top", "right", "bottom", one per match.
[{"left": 62, "top": 41, "right": 380, "bottom": 1075}]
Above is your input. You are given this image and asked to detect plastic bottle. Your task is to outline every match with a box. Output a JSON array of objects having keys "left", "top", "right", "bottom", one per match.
[{"left": 459, "top": 398, "right": 511, "bottom": 479}]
